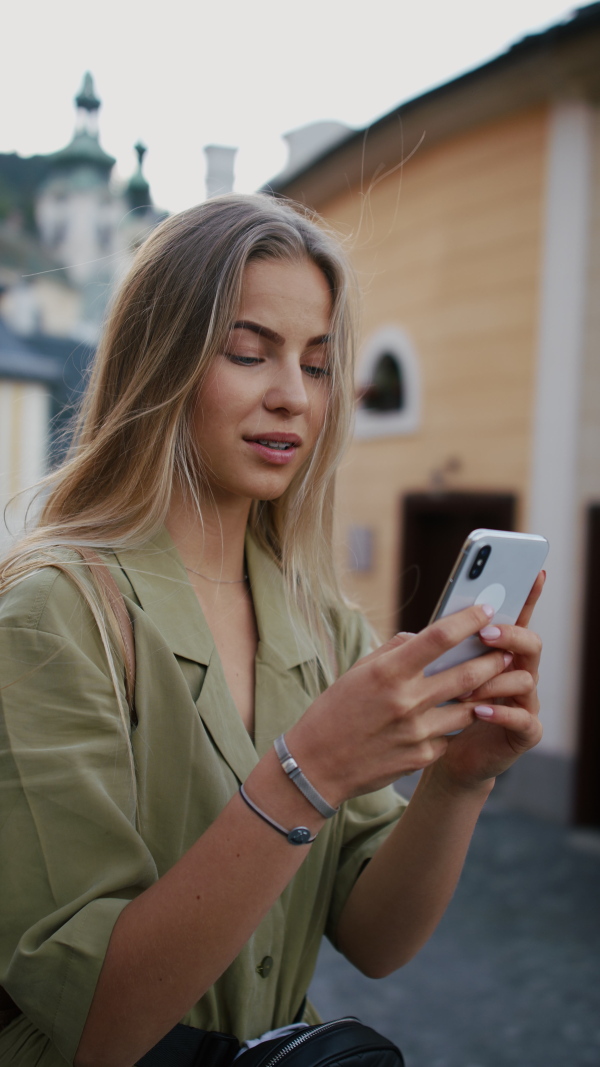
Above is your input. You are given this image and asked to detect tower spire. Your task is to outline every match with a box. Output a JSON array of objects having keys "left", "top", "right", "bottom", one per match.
[
  {"left": 74, "top": 73, "right": 101, "bottom": 137},
  {"left": 49, "top": 73, "right": 115, "bottom": 175},
  {"left": 127, "top": 141, "right": 152, "bottom": 211},
  {"left": 75, "top": 72, "right": 101, "bottom": 112}
]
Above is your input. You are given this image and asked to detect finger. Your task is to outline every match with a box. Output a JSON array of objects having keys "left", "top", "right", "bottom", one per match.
[
  {"left": 478, "top": 623, "right": 542, "bottom": 662},
  {"left": 425, "top": 701, "right": 475, "bottom": 738},
  {"left": 390, "top": 603, "right": 496, "bottom": 674},
  {"left": 515, "top": 570, "right": 546, "bottom": 629},
  {"left": 472, "top": 703, "right": 543, "bottom": 750},
  {"left": 424, "top": 649, "right": 512, "bottom": 707},
  {"left": 468, "top": 669, "right": 535, "bottom": 703},
  {"left": 363, "top": 631, "right": 416, "bottom": 664}
]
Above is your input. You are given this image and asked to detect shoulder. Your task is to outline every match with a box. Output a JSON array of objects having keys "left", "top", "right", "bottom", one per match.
[
  {"left": 0, "top": 549, "right": 125, "bottom": 696},
  {"left": 0, "top": 549, "right": 100, "bottom": 642}
]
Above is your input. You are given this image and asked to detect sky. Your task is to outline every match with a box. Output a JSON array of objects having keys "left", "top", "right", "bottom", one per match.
[{"left": 2, "top": 0, "right": 579, "bottom": 214}]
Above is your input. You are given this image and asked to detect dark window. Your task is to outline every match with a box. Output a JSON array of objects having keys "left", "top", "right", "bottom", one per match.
[{"left": 360, "top": 352, "right": 404, "bottom": 412}]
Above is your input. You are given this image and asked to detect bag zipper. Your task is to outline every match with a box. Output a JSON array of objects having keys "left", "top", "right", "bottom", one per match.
[{"left": 260, "top": 1017, "right": 358, "bottom": 1066}]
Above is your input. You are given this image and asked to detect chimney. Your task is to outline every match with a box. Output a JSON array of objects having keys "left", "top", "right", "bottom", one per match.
[
  {"left": 204, "top": 145, "right": 237, "bottom": 198},
  {"left": 281, "top": 122, "right": 351, "bottom": 178}
]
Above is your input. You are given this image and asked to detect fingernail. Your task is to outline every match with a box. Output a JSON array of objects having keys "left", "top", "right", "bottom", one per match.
[
  {"left": 475, "top": 705, "right": 494, "bottom": 718},
  {"left": 503, "top": 653, "right": 513, "bottom": 667},
  {"left": 461, "top": 690, "right": 474, "bottom": 698},
  {"left": 481, "top": 604, "right": 495, "bottom": 619},
  {"left": 480, "top": 625, "right": 501, "bottom": 640},
  {"left": 396, "top": 631, "right": 416, "bottom": 638}
]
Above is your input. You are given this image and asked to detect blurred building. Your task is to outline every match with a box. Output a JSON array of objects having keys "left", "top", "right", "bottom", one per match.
[
  {"left": 0, "top": 74, "right": 164, "bottom": 545},
  {"left": 0, "top": 73, "right": 163, "bottom": 341},
  {"left": 267, "top": 2, "right": 600, "bottom": 826}
]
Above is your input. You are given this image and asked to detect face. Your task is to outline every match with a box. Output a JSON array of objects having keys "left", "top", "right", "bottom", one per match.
[{"left": 193, "top": 256, "right": 332, "bottom": 509}]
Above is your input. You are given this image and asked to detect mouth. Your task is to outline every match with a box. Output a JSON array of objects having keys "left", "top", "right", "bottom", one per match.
[{"left": 243, "top": 433, "right": 302, "bottom": 464}]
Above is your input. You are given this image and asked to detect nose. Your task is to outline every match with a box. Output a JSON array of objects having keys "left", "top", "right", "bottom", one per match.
[{"left": 263, "top": 360, "right": 309, "bottom": 417}]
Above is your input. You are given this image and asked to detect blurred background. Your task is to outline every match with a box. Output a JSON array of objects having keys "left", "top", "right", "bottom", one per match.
[{"left": 1, "top": 1, "right": 599, "bottom": 1062}]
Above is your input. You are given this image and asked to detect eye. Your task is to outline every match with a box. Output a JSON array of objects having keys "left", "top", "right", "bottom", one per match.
[
  {"left": 224, "top": 353, "right": 262, "bottom": 366},
  {"left": 302, "top": 364, "right": 331, "bottom": 379}
]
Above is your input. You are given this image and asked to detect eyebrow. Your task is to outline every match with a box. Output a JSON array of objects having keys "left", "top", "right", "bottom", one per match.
[{"left": 232, "top": 320, "right": 331, "bottom": 348}]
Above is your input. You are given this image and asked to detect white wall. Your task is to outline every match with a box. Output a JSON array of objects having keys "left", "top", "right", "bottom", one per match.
[
  {"left": 0, "top": 381, "right": 49, "bottom": 546},
  {"left": 528, "top": 100, "right": 594, "bottom": 757}
]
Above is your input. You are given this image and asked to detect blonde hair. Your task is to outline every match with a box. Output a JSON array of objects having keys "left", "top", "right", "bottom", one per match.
[{"left": 1, "top": 195, "right": 358, "bottom": 744}]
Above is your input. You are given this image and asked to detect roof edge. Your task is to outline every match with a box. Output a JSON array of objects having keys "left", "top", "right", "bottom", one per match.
[{"left": 264, "top": 3, "right": 600, "bottom": 203}]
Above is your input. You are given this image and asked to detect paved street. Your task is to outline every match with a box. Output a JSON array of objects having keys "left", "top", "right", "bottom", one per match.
[{"left": 309, "top": 807, "right": 600, "bottom": 1067}]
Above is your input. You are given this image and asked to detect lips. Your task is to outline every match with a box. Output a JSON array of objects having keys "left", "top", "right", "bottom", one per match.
[
  {"left": 243, "top": 433, "right": 302, "bottom": 465},
  {"left": 244, "top": 433, "right": 302, "bottom": 447}
]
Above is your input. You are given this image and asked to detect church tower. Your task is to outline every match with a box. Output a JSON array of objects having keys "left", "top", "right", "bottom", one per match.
[{"left": 35, "top": 74, "right": 123, "bottom": 339}]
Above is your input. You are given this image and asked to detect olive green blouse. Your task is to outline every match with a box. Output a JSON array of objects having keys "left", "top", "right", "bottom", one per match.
[{"left": 0, "top": 528, "right": 406, "bottom": 1066}]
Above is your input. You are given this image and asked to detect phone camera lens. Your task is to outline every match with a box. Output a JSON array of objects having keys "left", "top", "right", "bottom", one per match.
[{"left": 468, "top": 544, "right": 491, "bottom": 580}]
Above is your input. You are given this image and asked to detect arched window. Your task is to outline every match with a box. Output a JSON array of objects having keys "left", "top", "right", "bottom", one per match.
[
  {"left": 355, "top": 326, "right": 421, "bottom": 438},
  {"left": 360, "top": 352, "right": 405, "bottom": 412}
]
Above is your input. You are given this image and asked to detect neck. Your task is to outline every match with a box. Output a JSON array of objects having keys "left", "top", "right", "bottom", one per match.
[{"left": 165, "top": 489, "right": 251, "bottom": 582}]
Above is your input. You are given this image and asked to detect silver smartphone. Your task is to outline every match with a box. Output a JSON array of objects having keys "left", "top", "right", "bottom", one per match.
[{"left": 423, "top": 529, "right": 549, "bottom": 679}]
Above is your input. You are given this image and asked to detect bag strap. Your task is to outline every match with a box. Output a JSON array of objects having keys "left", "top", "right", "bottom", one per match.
[
  {"left": 74, "top": 547, "right": 136, "bottom": 715},
  {"left": 136, "top": 1023, "right": 240, "bottom": 1066}
]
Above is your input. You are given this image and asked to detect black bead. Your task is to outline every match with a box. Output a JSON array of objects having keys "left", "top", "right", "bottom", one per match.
[{"left": 287, "top": 826, "right": 311, "bottom": 845}]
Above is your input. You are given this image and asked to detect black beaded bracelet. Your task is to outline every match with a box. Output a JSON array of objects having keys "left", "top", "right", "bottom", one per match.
[{"left": 239, "top": 784, "right": 317, "bottom": 846}]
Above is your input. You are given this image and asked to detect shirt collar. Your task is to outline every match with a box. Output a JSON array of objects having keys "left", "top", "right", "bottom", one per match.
[
  {"left": 244, "top": 531, "right": 318, "bottom": 671},
  {"left": 114, "top": 526, "right": 319, "bottom": 671}
]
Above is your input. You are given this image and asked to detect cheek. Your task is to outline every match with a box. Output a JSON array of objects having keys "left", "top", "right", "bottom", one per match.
[{"left": 195, "top": 370, "right": 238, "bottom": 426}]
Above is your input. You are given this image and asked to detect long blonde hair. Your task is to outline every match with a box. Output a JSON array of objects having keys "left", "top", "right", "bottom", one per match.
[{"left": 1, "top": 195, "right": 358, "bottom": 706}]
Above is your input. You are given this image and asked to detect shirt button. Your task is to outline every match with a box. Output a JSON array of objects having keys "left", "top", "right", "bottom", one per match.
[{"left": 256, "top": 955, "right": 274, "bottom": 978}]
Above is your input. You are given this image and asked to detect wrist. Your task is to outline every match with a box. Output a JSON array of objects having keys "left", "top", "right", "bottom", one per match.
[
  {"left": 274, "top": 734, "right": 339, "bottom": 819},
  {"left": 422, "top": 762, "right": 496, "bottom": 804},
  {"left": 245, "top": 747, "right": 327, "bottom": 838},
  {"left": 284, "top": 722, "right": 349, "bottom": 810}
]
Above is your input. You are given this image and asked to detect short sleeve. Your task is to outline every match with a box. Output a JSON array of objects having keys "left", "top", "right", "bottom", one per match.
[
  {"left": 326, "top": 605, "right": 408, "bottom": 943},
  {"left": 0, "top": 572, "right": 157, "bottom": 1064},
  {"left": 326, "top": 786, "right": 407, "bottom": 944}
]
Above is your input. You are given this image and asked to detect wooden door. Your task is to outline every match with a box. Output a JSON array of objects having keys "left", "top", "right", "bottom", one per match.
[
  {"left": 398, "top": 492, "right": 517, "bottom": 634},
  {"left": 574, "top": 505, "right": 600, "bottom": 826}
]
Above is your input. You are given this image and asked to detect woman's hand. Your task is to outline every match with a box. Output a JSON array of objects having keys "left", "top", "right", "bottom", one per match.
[
  {"left": 287, "top": 602, "right": 518, "bottom": 806},
  {"left": 288, "top": 573, "right": 545, "bottom": 807},
  {"left": 432, "top": 571, "right": 545, "bottom": 793}
]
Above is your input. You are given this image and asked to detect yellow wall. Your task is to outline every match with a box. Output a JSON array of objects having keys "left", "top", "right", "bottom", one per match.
[{"left": 320, "top": 107, "right": 549, "bottom": 635}]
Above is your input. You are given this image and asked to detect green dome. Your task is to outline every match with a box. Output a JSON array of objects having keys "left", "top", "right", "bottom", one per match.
[
  {"left": 49, "top": 130, "right": 116, "bottom": 173},
  {"left": 48, "top": 74, "right": 115, "bottom": 176}
]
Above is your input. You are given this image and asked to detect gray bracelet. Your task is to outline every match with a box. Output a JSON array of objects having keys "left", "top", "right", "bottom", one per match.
[
  {"left": 239, "top": 784, "right": 316, "bottom": 845},
  {"left": 274, "top": 734, "right": 339, "bottom": 819}
]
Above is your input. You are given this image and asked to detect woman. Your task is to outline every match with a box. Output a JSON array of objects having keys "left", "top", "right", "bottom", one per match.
[{"left": 0, "top": 194, "right": 543, "bottom": 1067}]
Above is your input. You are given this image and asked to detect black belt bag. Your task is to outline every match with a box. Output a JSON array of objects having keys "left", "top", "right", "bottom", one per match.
[{"left": 137, "top": 1018, "right": 404, "bottom": 1067}]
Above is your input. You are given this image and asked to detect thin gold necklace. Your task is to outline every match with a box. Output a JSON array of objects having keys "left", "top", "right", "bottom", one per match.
[{"left": 185, "top": 565, "right": 248, "bottom": 585}]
